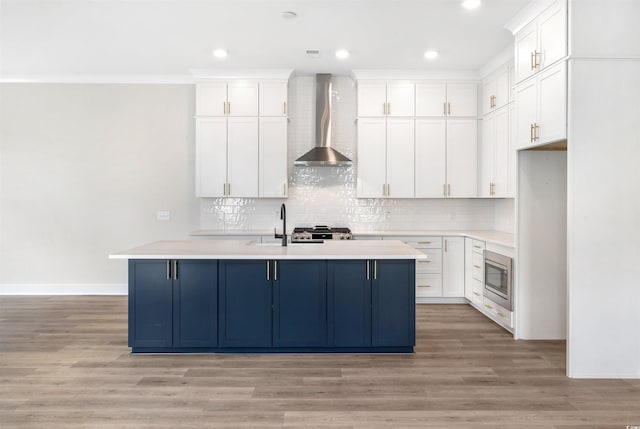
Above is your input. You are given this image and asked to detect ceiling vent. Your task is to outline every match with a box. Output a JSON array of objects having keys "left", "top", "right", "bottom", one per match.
[{"left": 306, "top": 49, "right": 320, "bottom": 58}]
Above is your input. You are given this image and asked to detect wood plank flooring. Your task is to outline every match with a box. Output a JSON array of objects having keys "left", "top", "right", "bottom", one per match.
[{"left": 1, "top": 296, "right": 639, "bottom": 428}]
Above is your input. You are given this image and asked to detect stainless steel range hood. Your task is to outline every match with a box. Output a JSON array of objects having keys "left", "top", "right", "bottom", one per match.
[{"left": 294, "top": 74, "right": 352, "bottom": 167}]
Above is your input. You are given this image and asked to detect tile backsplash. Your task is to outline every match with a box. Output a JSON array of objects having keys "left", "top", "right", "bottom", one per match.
[{"left": 200, "top": 75, "right": 498, "bottom": 232}]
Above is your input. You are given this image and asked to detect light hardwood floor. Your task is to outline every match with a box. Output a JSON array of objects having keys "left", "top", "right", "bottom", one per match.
[{"left": 1, "top": 296, "right": 639, "bottom": 428}]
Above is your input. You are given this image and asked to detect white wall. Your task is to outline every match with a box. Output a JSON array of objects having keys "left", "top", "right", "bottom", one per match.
[
  {"left": 566, "top": 0, "right": 640, "bottom": 378},
  {"left": 0, "top": 84, "right": 199, "bottom": 293},
  {"left": 200, "top": 75, "right": 498, "bottom": 232}
]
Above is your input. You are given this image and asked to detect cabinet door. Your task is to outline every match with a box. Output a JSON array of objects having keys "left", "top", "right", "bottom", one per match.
[
  {"left": 479, "top": 112, "right": 495, "bottom": 198},
  {"left": 327, "top": 260, "right": 371, "bottom": 347},
  {"left": 195, "top": 117, "right": 227, "bottom": 197},
  {"left": 538, "top": 0, "right": 567, "bottom": 70},
  {"left": 387, "top": 82, "right": 415, "bottom": 117},
  {"left": 372, "top": 260, "right": 415, "bottom": 347},
  {"left": 259, "top": 117, "right": 288, "bottom": 197},
  {"left": 273, "top": 260, "right": 327, "bottom": 347},
  {"left": 357, "top": 119, "right": 386, "bottom": 197},
  {"left": 508, "top": 104, "right": 517, "bottom": 196},
  {"left": 259, "top": 81, "right": 288, "bottom": 117},
  {"left": 513, "top": 79, "right": 537, "bottom": 150},
  {"left": 537, "top": 61, "right": 567, "bottom": 144},
  {"left": 386, "top": 119, "right": 415, "bottom": 198},
  {"left": 227, "top": 117, "right": 259, "bottom": 197},
  {"left": 196, "top": 82, "right": 227, "bottom": 116},
  {"left": 218, "top": 260, "right": 272, "bottom": 348},
  {"left": 129, "top": 260, "right": 173, "bottom": 348},
  {"left": 442, "top": 237, "right": 465, "bottom": 297},
  {"left": 357, "top": 82, "right": 387, "bottom": 117},
  {"left": 493, "top": 107, "right": 511, "bottom": 197},
  {"left": 446, "top": 83, "right": 478, "bottom": 117},
  {"left": 227, "top": 81, "right": 259, "bottom": 117},
  {"left": 415, "top": 83, "right": 447, "bottom": 117},
  {"left": 495, "top": 66, "right": 510, "bottom": 111},
  {"left": 446, "top": 119, "right": 478, "bottom": 198},
  {"left": 463, "top": 238, "right": 474, "bottom": 301},
  {"left": 514, "top": 20, "right": 538, "bottom": 84},
  {"left": 482, "top": 77, "right": 496, "bottom": 116},
  {"left": 173, "top": 260, "right": 217, "bottom": 348},
  {"left": 415, "top": 119, "right": 446, "bottom": 197}
]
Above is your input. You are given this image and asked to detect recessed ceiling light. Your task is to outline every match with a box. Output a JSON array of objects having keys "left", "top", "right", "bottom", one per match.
[
  {"left": 424, "top": 50, "right": 439, "bottom": 59},
  {"left": 335, "top": 49, "right": 349, "bottom": 59},
  {"left": 281, "top": 11, "right": 297, "bottom": 19},
  {"left": 461, "top": 0, "right": 481, "bottom": 10},
  {"left": 212, "top": 49, "right": 228, "bottom": 58}
]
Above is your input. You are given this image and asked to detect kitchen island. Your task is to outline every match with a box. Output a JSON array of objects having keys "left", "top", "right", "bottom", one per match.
[{"left": 110, "top": 240, "right": 426, "bottom": 353}]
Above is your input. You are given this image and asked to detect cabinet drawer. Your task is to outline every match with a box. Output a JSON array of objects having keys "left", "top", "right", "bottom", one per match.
[
  {"left": 416, "top": 250, "right": 442, "bottom": 274},
  {"left": 471, "top": 239, "right": 485, "bottom": 254},
  {"left": 481, "top": 297, "right": 513, "bottom": 328},
  {"left": 404, "top": 237, "right": 442, "bottom": 249},
  {"left": 471, "top": 252, "right": 484, "bottom": 281},
  {"left": 416, "top": 274, "right": 443, "bottom": 297},
  {"left": 471, "top": 278, "right": 484, "bottom": 305}
]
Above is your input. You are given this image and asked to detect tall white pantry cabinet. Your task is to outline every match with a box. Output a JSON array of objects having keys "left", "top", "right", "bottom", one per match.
[{"left": 195, "top": 77, "right": 289, "bottom": 198}]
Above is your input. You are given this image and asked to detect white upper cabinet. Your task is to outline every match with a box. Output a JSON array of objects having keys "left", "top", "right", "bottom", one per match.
[
  {"left": 195, "top": 77, "right": 288, "bottom": 199},
  {"left": 514, "top": 0, "right": 567, "bottom": 84},
  {"left": 195, "top": 117, "right": 227, "bottom": 197},
  {"left": 357, "top": 81, "right": 414, "bottom": 117},
  {"left": 415, "top": 82, "right": 477, "bottom": 117},
  {"left": 482, "top": 64, "right": 511, "bottom": 115},
  {"left": 356, "top": 118, "right": 387, "bottom": 197},
  {"left": 386, "top": 119, "right": 415, "bottom": 197},
  {"left": 227, "top": 117, "right": 259, "bottom": 197},
  {"left": 356, "top": 119, "right": 415, "bottom": 198},
  {"left": 446, "top": 119, "right": 478, "bottom": 198},
  {"left": 259, "top": 81, "right": 288, "bottom": 117},
  {"left": 196, "top": 82, "right": 227, "bottom": 116},
  {"left": 415, "top": 119, "right": 446, "bottom": 198},
  {"left": 479, "top": 108, "right": 511, "bottom": 198},
  {"left": 259, "top": 117, "right": 288, "bottom": 197},
  {"left": 196, "top": 81, "right": 258, "bottom": 117},
  {"left": 514, "top": 61, "right": 566, "bottom": 150},
  {"left": 415, "top": 119, "right": 477, "bottom": 198}
]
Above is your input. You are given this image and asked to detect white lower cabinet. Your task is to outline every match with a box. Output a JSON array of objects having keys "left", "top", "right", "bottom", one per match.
[{"left": 386, "top": 236, "right": 464, "bottom": 299}]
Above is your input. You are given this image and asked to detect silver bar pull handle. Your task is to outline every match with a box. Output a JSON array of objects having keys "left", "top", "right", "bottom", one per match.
[
  {"left": 373, "top": 260, "right": 377, "bottom": 280},
  {"left": 448, "top": 102, "right": 451, "bottom": 115},
  {"left": 443, "top": 184, "right": 447, "bottom": 197},
  {"left": 166, "top": 260, "right": 171, "bottom": 280},
  {"left": 283, "top": 102, "right": 287, "bottom": 115},
  {"left": 443, "top": 102, "right": 447, "bottom": 115},
  {"left": 448, "top": 184, "right": 451, "bottom": 196},
  {"left": 366, "top": 260, "right": 370, "bottom": 280},
  {"left": 274, "top": 260, "right": 278, "bottom": 281},
  {"left": 173, "top": 260, "right": 178, "bottom": 280},
  {"left": 444, "top": 239, "right": 448, "bottom": 252}
]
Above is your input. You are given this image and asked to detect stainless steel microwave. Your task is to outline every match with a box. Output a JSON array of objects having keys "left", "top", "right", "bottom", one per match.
[{"left": 484, "top": 250, "right": 513, "bottom": 311}]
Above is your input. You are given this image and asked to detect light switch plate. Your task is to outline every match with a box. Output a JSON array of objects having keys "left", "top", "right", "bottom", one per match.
[{"left": 157, "top": 211, "right": 171, "bottom": 221}]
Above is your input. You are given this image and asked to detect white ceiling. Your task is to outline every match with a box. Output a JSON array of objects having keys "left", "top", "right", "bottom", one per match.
[{"left": 0, "top": 0, "right": 529, "bottom": 80}]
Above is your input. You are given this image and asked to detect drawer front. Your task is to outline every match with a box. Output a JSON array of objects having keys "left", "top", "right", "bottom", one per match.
[
  {"left": 471, "top": 252, "right": 484, "bottom": 281},
  {"left": 471, "top": 278, "right": 484, "bottom": 305},
  {"left": 481, "top": 296, "right": 513, "bottom": 328},
  {"left": 471, "top": 239, "right": 486, "bottom": 254},
  {"left": 404, "top": 237, "right": 442, "bottom": 249},
  {"left": 416, "top": 250, "right": 442, "bottom": 274},
  {"left": 416, "top": 274, "right": 443, "bottom": 297}
]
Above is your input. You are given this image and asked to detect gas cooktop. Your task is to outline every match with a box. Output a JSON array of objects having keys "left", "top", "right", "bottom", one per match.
[{"left": 291, "top": 225, "right": 353, "bottom": 242}]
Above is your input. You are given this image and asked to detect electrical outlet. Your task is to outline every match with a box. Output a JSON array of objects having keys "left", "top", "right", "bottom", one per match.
[{"left": 157, "top": 211, "right": 171, "bottom": 221}]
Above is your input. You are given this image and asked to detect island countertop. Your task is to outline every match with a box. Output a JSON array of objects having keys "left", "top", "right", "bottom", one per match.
[{"left": 109, "top": 239, "right": 428, "bottom": 260}]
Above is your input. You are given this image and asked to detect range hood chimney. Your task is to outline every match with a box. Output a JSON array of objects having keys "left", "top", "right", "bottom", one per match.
[{"left": 294, "top": 74, "right": 352, "bottom": 167}]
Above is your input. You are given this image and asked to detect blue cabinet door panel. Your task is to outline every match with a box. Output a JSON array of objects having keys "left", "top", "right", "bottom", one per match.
[
  {"left": 173, "top": 260, "right": 218, "bottom": 348},
  {"left": 372, "top": 260, "right": 415, "bottom": 347},
  {"left": 327, "top": 260, "right": 371, "bottom": 347},
  {"left": 219, "top": 260, "right": 272, "bottom": 347},
  {"left": 129, "top": 260, "right": 173, "bottom": 348},
  {"left": 274, "top": 261, "right": 327, "bottom": 347}
]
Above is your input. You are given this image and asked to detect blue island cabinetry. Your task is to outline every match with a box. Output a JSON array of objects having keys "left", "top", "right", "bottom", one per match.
[{"left": 129, "top": 258, "right": 415, "bottom": 353}]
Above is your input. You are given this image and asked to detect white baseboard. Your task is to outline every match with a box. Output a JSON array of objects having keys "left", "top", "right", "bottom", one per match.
[
  {"left": 0, "top": 283, "right": 128, "bottom": 295},
  {"left": 416, "top": 297, "right": 468, "bottom": 304}
]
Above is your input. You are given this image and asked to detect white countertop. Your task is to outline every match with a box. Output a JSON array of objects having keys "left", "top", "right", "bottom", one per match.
[
  {"left": 190, "top": 229, "right": 514, "bottom": 248},
  {"left": 109, "top": 239, "right": 428, "bottom": 260}
]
